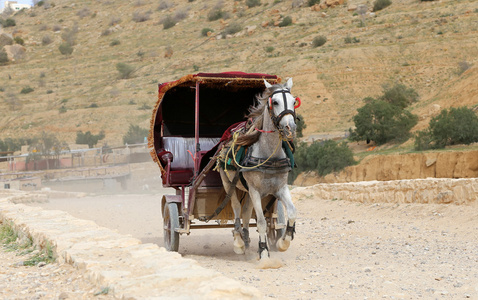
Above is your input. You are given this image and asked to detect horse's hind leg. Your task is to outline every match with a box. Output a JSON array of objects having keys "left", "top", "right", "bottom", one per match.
[
  {"left": 241, "top": 194, "right": 253, "bottom": 249},
  {"left": 276, "top": 186, "right": 297, "bottom": 252}
]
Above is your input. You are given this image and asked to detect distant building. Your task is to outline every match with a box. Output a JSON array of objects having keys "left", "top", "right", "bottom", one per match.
[{"left": 2, "top": 1, "right": 31, "bottom": 13}]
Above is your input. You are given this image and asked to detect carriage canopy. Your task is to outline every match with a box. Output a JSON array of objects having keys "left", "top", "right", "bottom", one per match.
[{"left": 148, "top": 72, "right": 280, "bottom": 172}]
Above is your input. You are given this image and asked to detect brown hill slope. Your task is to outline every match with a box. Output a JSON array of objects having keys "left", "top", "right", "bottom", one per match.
[{"left": 0, "top": 0, "right": 477, "bottom": 146}]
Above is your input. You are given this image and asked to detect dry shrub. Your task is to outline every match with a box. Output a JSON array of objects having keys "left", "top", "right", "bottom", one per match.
[{"left": 132, "top": 10, "right": 152, "bottom": 22}]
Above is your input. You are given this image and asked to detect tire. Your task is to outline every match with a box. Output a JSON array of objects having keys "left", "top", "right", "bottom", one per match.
[{"left": 163, "top": 202, "right": 180, "bottom": 251}]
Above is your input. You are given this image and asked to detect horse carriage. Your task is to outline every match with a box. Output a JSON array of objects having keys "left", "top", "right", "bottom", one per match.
[{"left": 148, "top": 72, "right": 299, "bottom": 259}]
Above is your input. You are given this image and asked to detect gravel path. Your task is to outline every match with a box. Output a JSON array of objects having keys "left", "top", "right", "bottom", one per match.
[
  {"left": 0, "top": 246, "right": 115, "bottom": 299},
  {"left": 24, "top": 191, "right": 478, "bottom": 299}
]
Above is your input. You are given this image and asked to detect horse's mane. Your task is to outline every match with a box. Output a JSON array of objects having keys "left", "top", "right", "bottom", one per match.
[{"left": 234, "top": 84, "right": 284, "bottom": 146}]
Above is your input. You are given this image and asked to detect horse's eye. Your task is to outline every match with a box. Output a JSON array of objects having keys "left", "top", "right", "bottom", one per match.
[{"left": 272, "top": 100, "right": 279, "bottom": 106}]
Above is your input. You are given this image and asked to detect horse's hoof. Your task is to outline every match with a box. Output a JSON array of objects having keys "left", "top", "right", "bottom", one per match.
[
  {"left": 276, "top": 237, "right": 291, "bottom": 252},
  {"left": 259, "top": 249, "right": 269, "bottom": 260},
  {"left": 234, "top": 245, "right": 246, "bottom": 255}
]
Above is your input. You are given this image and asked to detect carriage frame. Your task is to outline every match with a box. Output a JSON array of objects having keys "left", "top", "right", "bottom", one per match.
[{"left": 148, "top": 72, "right": 287, "bottom": 251}]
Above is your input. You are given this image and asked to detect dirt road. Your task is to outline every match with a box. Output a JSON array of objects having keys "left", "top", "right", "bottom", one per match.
[{"left": 28, "top": 190, "right": 478, "bottom": 299}]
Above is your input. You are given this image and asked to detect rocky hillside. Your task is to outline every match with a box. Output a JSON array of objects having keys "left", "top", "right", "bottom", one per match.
[{"left": 0, "top": 0, "right": 477, "bottom": 147}]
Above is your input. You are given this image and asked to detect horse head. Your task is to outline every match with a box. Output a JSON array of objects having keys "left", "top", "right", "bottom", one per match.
[{"left": 264, "top": 78, "right": 301, "bottom": 141}]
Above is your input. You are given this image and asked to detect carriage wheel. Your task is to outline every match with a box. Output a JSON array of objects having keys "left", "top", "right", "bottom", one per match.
[
  {"left": 267, "top": 200, "right": 286, "bottom": 250},
  {"left": 163, "top": 202, "right": 180, "bottom": 251}
]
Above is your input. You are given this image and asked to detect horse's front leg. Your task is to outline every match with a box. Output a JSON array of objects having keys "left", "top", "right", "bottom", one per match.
[
  {"left": 249, "top": 187, "right": 269, "bottom": 260},
  {"left": 276, "top": 186, "right": 296, "bottom": 252},
  {"left": 220, "top": 169, "right": 246, "bottom": 254}
]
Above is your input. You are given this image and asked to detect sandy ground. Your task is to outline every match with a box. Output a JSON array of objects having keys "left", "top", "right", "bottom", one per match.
[{"left": 25, "top": 189, "right": 478, "bottom": 299}]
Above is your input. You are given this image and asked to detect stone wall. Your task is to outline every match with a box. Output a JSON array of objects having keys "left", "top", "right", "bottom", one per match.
[
  {"left": 0, "top": 190, "right": 260, "bottom": 299},
  {"left": 291, "top": 178, "right": 478, "bottom": 205}
]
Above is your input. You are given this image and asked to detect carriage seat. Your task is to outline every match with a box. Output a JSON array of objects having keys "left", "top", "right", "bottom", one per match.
[{"left": 160, "top": 137, "right": 220, "bottom": 185}]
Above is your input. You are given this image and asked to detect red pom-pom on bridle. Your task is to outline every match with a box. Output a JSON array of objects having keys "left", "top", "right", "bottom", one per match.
[{"left": 294, "top": 97, "right": 301, "bottom": 109}]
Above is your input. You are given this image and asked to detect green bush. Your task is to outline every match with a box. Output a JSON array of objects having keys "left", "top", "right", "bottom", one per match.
[
  {"left": 162, "top": 15, "right": 176, "bottom": 29},
  {"left": 58, "top": 42, "right": 74, "bottom": 55},
  {"left": 116, "top": 63, "right": 135, "bottom": 79},
  {"left": 42, "top": 35, "right": 52, "bottom": 45},
  {"left": 0, "top": 49, "right": 9, "bottom": 65},
  {"left": 207, "top": 9, "right": 226, "bottom": 21},
  {"left": 59, "top": 106, "right": 67, "bottom": 114},
  {"left": 278, "top": 16, "right": 292, "bottom": 27},
  {"left": 76, "top": 131, "right": 105, "bottom": 148},
  {"left": 20, "top": 86, "right": 34, "bottom": 94},
  {"left": 110, "top": 39, "right": 120, "bottom": 46},
  {"left": 373, "top": 0, "right": 391, "bottom": 11},
  {"left": 312, "top": 35, "right": 327, "bottom": 48},
  {"left": 201, "top": 28, "right": 214, "bottom": 37},
  {"left": 380, "top": 83, "right": 419, "bottom": 109},
  {"left": 14, "top": 36, "right": 24, "bottom": 45},
  {"left": 344, "top": 36, "right": 360, "bottom": 44},
  {"left": 296, "top": 114, "right": 306, "bottom": 138},
  {"left": 1, "top": 18, "right": 16, "bottom": 27},
  {"left": 223, "top": 22, "right": 242, "bottom": 36},
  {"left": 414, "top": 107, "right": 478, "bottom": 150},
  {"left": 123, "top": 124, "right": 149, "bottom": 144},
  {"left": 307, "top": 0, "right": 320, "bottom": 6},
  {"left": 290, "top": 140, "right": 356, "bottom": 183},
  {"left": 265, "top": 46, "right": 275, "bottom": 53},
  {"left": 246, "top": 0, "right": 261, "bottom": 8}
]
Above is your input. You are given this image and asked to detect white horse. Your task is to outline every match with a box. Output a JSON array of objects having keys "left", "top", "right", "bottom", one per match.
[{"left": 219, "top": 78, "right": 298, "bottom": 260}]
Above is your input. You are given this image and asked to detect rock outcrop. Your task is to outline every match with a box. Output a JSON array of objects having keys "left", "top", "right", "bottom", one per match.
[{"left": 295, "top": 150, "right": 478, "bottom": 185}]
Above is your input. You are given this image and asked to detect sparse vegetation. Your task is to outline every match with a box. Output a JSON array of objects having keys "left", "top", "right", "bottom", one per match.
[
  {"left": 58, "top": 42, "right": 74, "bottom": 55},
  {"left": 296, "top": 114, "right": 306, "bottom": 138},
  {"left": 76, "top": 7, "right": 91, "bottom": 18},
  {"left": 132, "top": 10, "right": 151, "bottom": 22},
  {"left": 13, "top": 36, "right": 24, "bottom": 45},
  {"left": 42, "top": 35, "right": 53, "bottom": 45},
  {"left": 157, "top": 0, "right": 174, "bottom": 11},
  {"left": 246, "top": 0, "right": 261, "bottom": 8},
  {"left": 265, "top": 46, "right": 275, "bottom": 53},
  {"left": 223, "top": 22, "right": 243, "bottom": 36},
  {"left": 278, "top": 16, "right": 293, "bottom": 27},
  {"left": 76, "top": 130, "right": 105, "bottom": 148},
  {"left": 414, "top": 107, "right": 478, "bottom": 150},
  {"left": 20, "top": 86, "right": 34, "bottom": 94},
  {"left": 307, "top": 0, "right": 320, "bottom": 6},
  {"left": 290, "top": 140, "right": 356, "bottom": 183},
  {"left": 162, "top": 15, "right": 176, "bottom": 29},
  {"left": 344, "top": 36, "right": 360, "bottom": 44},
  {"left": 312, "top": 35, "right": 327, "bottom": 48},
  {"left": 0, "top": 18, "right": 16, "bottom": 27},
  {"left": 0, "top": 49, "right": 8, "bottom": 65},
  {"left": 201, "top": 28, "right": 214, "bottom": 37},
  {"left": 116, "top": 62, "right": 135, "bottom": 79},
  {"left": 457, "top": 61, "right": 472, "bottom": 75},
  {"left": 373, "top": 0, "right": 392, "bottom": 11},
  {"left": 123, "top": 124, "right": 149, "bottom": 144},
  {"left": 61, "top": 24, "right": 78, "bottom": 45},
  {"left": 110, "top": 39, "right": 121, "bottom": 46}
]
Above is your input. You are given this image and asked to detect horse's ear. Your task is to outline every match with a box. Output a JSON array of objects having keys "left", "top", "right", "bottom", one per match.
[
  {"left": 263, "top": 79, "right": 273, "bottom": 89},
  {"left": 285, "top": 78, "right": 293, "bottom": 90}
]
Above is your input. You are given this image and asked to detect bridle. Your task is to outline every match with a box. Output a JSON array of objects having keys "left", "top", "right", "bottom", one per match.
[{"left": 267, "top": 89, "right": 301, "bottom": 129}]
